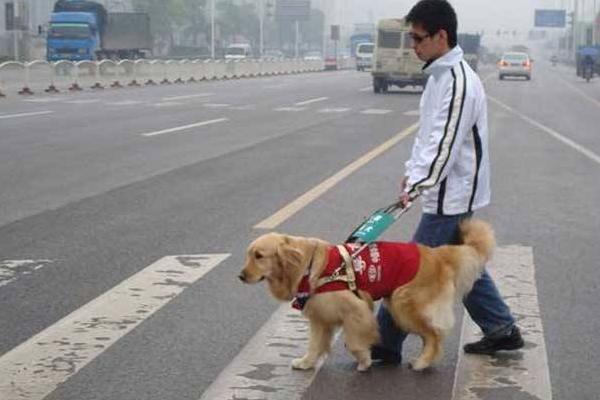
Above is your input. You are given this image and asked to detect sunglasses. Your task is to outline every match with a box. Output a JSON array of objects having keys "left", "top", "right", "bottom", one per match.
[{"left": 409, "top": 32, "right": 432, "bottom": 44}]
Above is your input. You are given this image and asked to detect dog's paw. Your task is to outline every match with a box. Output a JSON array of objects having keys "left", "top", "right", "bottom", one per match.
[
  {"left": 291, "top": 357, "right": 315, "bottom": 370},
  {"left": 409, "top": 358, "right": 430, "bottom": 371},
  {"left": 356, "top": 360, "right": 372, "bottom": 372}
]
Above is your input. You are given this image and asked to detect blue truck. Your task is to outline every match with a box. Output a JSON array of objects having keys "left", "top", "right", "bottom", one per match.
[
  {"left": 47, "top": 0, "right": 152, "bottom": 62},
  {"left": 350, "top": 32, "right": 374, "bottom": 58}
]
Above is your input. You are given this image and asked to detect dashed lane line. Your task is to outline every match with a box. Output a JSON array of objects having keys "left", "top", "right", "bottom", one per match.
[
  {"left": 295, "top": 97, "right": 328, "bottom": 106},
  {"left": 0, "top": 110, "right": 54, "bottom": 120},
  {"left": 361, "top": 109, "right": 393, "bottom": 115},
  {"left": 0, "top": 254, "right": 230, "bottom": 400},
  {"left": 140, "top": 118, "right": 229, "bottom": 137},
  {"left": 318, "top": 107, "right": 351, "bottom": 113},
  {"left": 162, "top": 93, "right": 213, "bottom": 101}
]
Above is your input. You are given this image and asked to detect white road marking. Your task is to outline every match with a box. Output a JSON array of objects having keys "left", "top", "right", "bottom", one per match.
[
  {"left": 198, "top": 304, "right": 340, "bottom": 400},
  {"left": 254, "top": 123, "right": 419, "bottom": 229},
  {"left": 295, "top": 97, "right": 328, "bottom": 106},
  {"left": 65, "top": 99, "right": 101, "bottom": 104},
  {"left": 359, "top": 86, "right": 372, "bottom": 92},
  {"left": 22, "top": 98, "right": 65, "bottom": 103},
  {"left": 403, "top": 110, "right": 420, "bottom": 116},
  {"left": 154, "top": 101, "right": 185, "bottom": 107},
  {"left": 318, "top": 107, "right": 351, "bottom": 113},
  {"left": 0, "top": 254, "right": 230, "bottom": 400},
  {"left": 0, "top": 110, "right": 54, "bottom": 120},
  {"left": 554, "top": 74, "right": 600, "bottom": 108},
  {"left": 452, "top": 246, "right": 552, "bottom": 400},
  {"left": 230, "top": 105, "right": 256, "bottom": 110},
  {"left": 105, "top": 100, "right": 144, "bottom": 106},
  {"left": 203, "top": 103, "right": 230, "bottom": 108},
  {"left": 0, "top": 260, "right": 53, "bottom": 288},
  {"left": 275, "top": 106, "right": 307, "bottom": 112},
  {"left": 161, "top": 93, "right": 213, "bottom": 101},
  {"left": 141, "top": 118, "right": 228, "bottom": 137},
  {"left": 264, "top": 84, "right": 288, "bottom": 89},
  {"left": 489, "top": 96, "right": 600, "bottom": 165},
  {"left": 361, "top": 109, "right": 393, "bottom": 115}
]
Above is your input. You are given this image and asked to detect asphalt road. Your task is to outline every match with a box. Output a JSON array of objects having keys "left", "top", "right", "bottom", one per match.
[{"left": 0, "top": 63, "right": 598, "bottom": 400}]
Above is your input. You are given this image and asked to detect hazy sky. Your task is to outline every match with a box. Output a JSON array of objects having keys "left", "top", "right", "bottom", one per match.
[{"left": 347, "top": 0, "right": 595, "bottom": 34}]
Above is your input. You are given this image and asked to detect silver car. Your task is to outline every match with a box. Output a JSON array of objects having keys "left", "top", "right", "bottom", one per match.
[{"left": 498, "top": 52, "right": 532, "bottom": 80}]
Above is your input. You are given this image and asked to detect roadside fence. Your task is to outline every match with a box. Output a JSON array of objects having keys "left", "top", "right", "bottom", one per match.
[{"left": 0, "top": 58, "right": 325, "bottom": 97}]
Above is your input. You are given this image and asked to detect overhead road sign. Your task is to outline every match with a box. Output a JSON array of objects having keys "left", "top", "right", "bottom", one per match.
[{"left": 534, "top": 9, "right": 566, "bottom": 28}]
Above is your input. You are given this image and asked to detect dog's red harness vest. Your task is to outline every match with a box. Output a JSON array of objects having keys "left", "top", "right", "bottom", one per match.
[{"left": 292, "top": 242, "right": 420, "bottom": 310}]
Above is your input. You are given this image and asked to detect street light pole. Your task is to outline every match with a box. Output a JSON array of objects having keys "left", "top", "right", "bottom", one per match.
[
  {"left": 259, "top": 0, "right": 264, "bottom": 57},
  {"left": 211, "top": 0, "right": 215, "bottom": 59}
]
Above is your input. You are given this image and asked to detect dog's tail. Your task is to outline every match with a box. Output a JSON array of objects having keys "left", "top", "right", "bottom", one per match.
[{"left": 452, "top": 219, "right": 496, "bottom": 297}]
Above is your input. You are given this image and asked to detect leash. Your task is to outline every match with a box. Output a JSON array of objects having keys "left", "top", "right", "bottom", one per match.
[{"left": 345, "top": 197, "right": 417, "bottom": 259}]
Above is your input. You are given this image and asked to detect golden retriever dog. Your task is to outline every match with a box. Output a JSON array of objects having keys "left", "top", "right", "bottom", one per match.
[{"left": 239, "top": 219, "right": 494, "bottom": 372}]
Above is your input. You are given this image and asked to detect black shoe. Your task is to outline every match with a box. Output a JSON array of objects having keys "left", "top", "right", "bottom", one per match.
[
  {"left": 463, "top": 326, "right": 524, "bottom": 355},
  {"left": 371, "top": 345, "right": 402, "bottom": 365}
]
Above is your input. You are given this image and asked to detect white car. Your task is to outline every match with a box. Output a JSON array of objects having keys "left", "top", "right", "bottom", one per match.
[
  {"left": 225, "top": 44, "right": 252, "bottom": 60},
  {"left": 498, "top": 52, "right": 532, "bottom": 80},
  {"left": 356, "top": 42, "right": 374, "bottom": 71},
  {"left": 303, "top": 51, "right": 323, "bottom": 61}
]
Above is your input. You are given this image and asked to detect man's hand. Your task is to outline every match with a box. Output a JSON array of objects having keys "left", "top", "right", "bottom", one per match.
[{"left": 399, "top": 176, "right": 411, "bottom": 208}]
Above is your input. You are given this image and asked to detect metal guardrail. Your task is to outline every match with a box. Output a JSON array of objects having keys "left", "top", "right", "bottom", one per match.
[{"left": 0, "top": 58, "right": 326, "bottom": 97}]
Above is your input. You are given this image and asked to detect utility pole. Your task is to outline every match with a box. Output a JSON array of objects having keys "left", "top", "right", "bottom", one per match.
[
  {"left": 295, "top": 20, "right": 299, "bottom": 58},
  {"left": 211, "top": 0, "right": 215, "bottom": 59},
  {"left": 572, "top": 0, "right": 578, "bottom": 59},
  {"left": 594, "top": 0, "right": 598, "bottom": 44},
  {"left": 259, "top": 0, "right": 264, "bottom": 57}
]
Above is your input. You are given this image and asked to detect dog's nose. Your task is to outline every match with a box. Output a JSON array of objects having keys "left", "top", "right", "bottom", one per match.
[{"left": 238, "top": 271, "right": 247, "bottom": 282}]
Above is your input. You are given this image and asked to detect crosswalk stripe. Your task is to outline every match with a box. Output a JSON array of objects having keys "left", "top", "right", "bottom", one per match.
[
  {"left": 0, "top": 254, "right": 229, "bottom": 400},
  {"left": 198, "top": 304, "right": 339, "bottom": 400},
  {"left": 452, "top": 245, "right": 552, "bottom": 399},
  {"left": 0, "top": 259, "right": 53, "bottom": 288}
]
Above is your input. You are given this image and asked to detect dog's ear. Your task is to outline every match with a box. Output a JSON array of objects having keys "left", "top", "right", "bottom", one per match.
[{"left": 276, "top": 237, "right": 304, "bottom": 270}]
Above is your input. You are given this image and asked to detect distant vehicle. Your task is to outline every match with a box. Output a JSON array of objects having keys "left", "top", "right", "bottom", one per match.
[
  {"left": 350, "top": 32, "right": 374, "bottom": 58},
  {"left": 372, "top": 18, "right": 425, "bottom": 93},
  {"left": 263, "top": 49, "right": 284, "bottom": 59},
  {"left": 355, "top": 42, "right": 374, "bottom": 71},
  {"left": 457, "top": 33, "right": 480, "bottom": 72},
  {"left": 324, "top": 55, "right": 338, "bottom": 70},
  {"left": 498, "top": 52, "right": 532, "bottom": 80},
  {"left": 225, "top": 43, "right": 252, "bottom": 60},
  {"left": 576, "top": 46, "right": 599, "bottom": 78},
  {"left": 47, "top": 0, "right": 152, "bottom": 61},
  {"left": 303, "top": 51, "right": 323, "bottom": 61}
]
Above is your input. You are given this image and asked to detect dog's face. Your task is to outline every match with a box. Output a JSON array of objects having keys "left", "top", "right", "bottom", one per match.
[{"left": 239, "top": 233, "right": 308, "bottom": 301}]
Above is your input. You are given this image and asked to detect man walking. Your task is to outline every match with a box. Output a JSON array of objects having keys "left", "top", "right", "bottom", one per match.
[{"left": 372, "top": 0, "right": 524, "bottom": 365}]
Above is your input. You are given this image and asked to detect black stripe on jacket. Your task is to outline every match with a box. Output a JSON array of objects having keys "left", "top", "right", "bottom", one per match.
[{"left": 468, "top": 124, "right": 483, "bottom": 212}]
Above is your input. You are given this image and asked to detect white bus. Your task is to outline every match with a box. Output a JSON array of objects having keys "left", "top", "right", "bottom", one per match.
[{"left": 372, "top": 18, "right": 426, "bottom": 93}]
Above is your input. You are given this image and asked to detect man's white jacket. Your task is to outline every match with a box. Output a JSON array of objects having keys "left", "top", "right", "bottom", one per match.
[{"left": 405, "top": 45, "right": 490, "bottom": 215}]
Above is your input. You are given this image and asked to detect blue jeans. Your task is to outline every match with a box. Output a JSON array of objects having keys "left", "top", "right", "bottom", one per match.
[{"left": 376, "top": 212, "right": 516, "bottom": 356}]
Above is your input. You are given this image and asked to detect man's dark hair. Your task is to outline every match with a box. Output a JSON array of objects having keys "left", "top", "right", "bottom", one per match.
[{"left": 406, "top": 0, "right": 458, "bottom": 48}]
